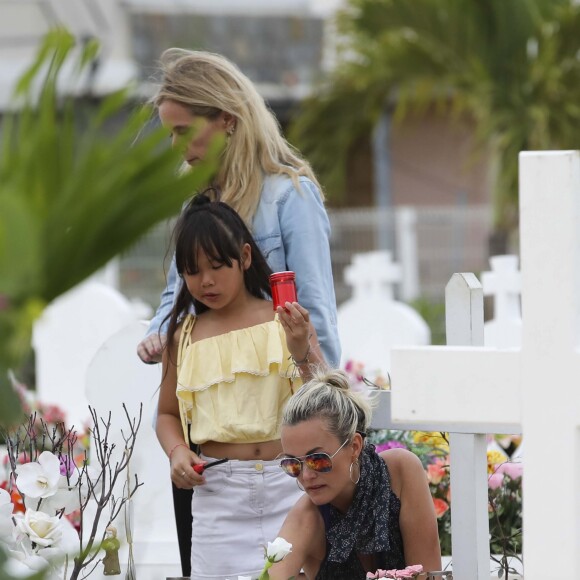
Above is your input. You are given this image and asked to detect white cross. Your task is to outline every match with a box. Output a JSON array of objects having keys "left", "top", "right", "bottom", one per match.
[
  {"left": 482, "top": 254, "right": 521, "bottom": 321},
  {"left": 390, "top": 151, "right": 580, "bottom": 580},
  {"left": 344, "top": 250, "right": 401, "bottom": 300},
  {"left": 482, "top": 255, "right": 522, "bottom": 349}
]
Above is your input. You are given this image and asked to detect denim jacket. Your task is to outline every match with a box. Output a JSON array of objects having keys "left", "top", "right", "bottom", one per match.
[{"left": 146, "top": 174, "right": 341, "bottom": 366}]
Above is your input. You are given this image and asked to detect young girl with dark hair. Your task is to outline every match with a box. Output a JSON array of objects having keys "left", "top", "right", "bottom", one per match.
[{"left": 155, "top": 194, "right": 325, "bottom": 580}]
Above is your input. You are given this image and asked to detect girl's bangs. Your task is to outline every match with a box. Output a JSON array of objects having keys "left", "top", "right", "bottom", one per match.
[{"left": 177, "top": 216, "right": 240, "bottom": 274}]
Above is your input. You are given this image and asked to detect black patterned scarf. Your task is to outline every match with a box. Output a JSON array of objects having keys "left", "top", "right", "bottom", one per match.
[{"left": 325, "top": 442, "right": 392, "bottom": 562}]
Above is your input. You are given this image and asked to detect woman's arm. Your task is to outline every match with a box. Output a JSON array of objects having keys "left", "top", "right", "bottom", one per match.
[
  {"left": 156, "top": 328, "right": 205, "bottom": 488},
  {"left": 137, "top": 255, "right": 179, "bottom": 363},
  {"left": 382, "top": 449, "right": 442, "bottom": 572},
  {"left": 278, "top": 179, "right": 341, "bottom": 367},
  {"left": 268, "top": 496, "right": 326, "bottom": 580}
]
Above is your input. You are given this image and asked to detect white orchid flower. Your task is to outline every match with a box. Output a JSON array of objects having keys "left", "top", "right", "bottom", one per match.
[
  {"left": 15, "top": 509, "right": 62, "bottom": 548},
  {"left": 6, "top": 549, "right": 50, "bottom": 574},
  {"left": 265, "top": 536, "right": 292, "bottom": 563},
  {"left": 16, "top": 451, "right": 61, "bottom": 499},
  {"left": 0, "top": 488, "right": 16, "bottom": 546},
  {"left": 39, "top": 469, "right": 87, "bottom": 516}
]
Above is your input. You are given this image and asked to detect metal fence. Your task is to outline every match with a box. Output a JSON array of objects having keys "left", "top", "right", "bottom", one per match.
[{"left": 118, "top": 204, "right": 492, "bottom": 312}]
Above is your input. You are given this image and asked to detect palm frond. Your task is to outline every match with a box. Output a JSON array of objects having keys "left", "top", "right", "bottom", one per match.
[{"left": 0, "top": 29, "right": 219, "bottom": 425}]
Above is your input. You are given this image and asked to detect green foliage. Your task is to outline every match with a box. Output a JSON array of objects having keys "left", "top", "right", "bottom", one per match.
[
  {"left": 409, "top": 297, "right": 446, "bottom": 345},
  {"left": 0, "top": 29, "right": 219, "bottom": 426},
  {"left": 290, "top": 0, "right": 580, "bottom": 232}
]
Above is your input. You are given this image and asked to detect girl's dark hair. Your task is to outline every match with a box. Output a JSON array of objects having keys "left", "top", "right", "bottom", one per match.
[{"left": 164, "top": 193, "right": 272, "bottom": 349}]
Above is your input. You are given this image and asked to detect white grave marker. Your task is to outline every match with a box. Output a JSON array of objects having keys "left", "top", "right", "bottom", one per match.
[
  {"left": 390, "top": 150, "right": 580, "bottom": 579},
  {"left": 482, "top": 255, "right": 522, "bottom": 349},
  {"left": 86, "top": 320, "right": 181, "bottom": 580},
  {"left": 337, "top": 251, "right": 430, "bottom": 378},
  {"left": 32, "top": 279, "right": 151, "bottom": 430}
]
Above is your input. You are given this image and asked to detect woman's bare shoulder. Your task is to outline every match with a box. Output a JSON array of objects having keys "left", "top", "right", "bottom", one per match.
[{"left": 379, "top": 447, "right": 425, "bottom": 495}]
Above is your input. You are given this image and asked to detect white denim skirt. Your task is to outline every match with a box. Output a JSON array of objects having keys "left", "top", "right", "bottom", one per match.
[{"left": 189, "top": 454, "right": 303, "bottom": 580}]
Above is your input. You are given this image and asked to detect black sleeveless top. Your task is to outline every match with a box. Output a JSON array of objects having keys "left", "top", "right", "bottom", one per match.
[{"left": 315, "top": 447, "right": 405, "bottom": 579}]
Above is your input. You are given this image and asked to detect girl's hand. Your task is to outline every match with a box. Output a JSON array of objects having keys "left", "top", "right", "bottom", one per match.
[
  {"left": 277, "top": 301, "right": 311, "bottom": 363},
  {"left": 170, "top": 447, "right": 206, "bottom": 489}
]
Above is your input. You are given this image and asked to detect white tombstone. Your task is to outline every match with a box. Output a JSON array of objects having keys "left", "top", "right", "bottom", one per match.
[
  {"left": 85, "top": 320, "right": 181, "bottom": 580},
  {"left": 390, "top": 150, "right": 580, "bottom": 579},
  {"left": 337, "top": 251, "right": 430, "bottom": 378},
  {"left": 32, "top": 279, "right": 151, "bottom": 430},
  {"left": 482, "top": 255, "right": 522, "bottom": 349}
]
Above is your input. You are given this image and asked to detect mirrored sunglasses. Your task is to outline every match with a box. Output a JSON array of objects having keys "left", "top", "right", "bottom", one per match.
[{"left": 279, "top": 438, "right": 349, "bottom": 478}]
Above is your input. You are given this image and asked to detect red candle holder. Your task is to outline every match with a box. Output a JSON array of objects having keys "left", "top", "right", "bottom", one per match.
[{"left": 270, "top": 271, "right": 297, "bottom": 311}]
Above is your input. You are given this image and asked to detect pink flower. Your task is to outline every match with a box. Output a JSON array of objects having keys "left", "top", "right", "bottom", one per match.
[
  {"left": 488, "top": 472, "right": 504, "bottom": 490},
  {"left": 59, "top": 455, "right": 75, "bottom": 477},
  {"left": 395, "top": 571, "right": 415, "bottom": 578},
  {"left": 376, "top": 441, "right": 407, "bottom": 453},
  {"left": 426, "top": 459, "right": 447, "bottom": 484},
  {"left": 433, "top": 497, "right": 450, "bottom": 518},
  {"left": 496, "top": 461, "right": 523, "bottom": 480},
  {"left": 366, "top": 570, "right": 389, "bottom": 578},
  {"left": 405, "top": 565, "right": 423, "bottom": 574}
]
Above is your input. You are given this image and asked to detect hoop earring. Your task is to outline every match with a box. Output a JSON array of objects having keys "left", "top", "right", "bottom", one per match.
[
  {"left": 349, "top": 460, "right": 360, "bottom": 484},
  {"left": 296, "top": 479, "right": 305, "bottom": 491}
]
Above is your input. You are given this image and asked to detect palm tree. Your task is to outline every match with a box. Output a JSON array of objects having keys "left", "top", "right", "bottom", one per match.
[
  {"left": 0, "top": 30, "right": 219, "bottom": 426},
  {"left": 290, "top": 0, "right": 580, "bottom": 250}
]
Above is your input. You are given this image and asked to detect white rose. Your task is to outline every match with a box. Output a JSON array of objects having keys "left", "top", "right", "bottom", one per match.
[
  {"left": 16, "top": 451, "right": 61, "bottom": 499},
  {"left": 265, "top": 536, "right": 292, "bottom": 563},
  {"left": 15, "top": 509, "right": 62, "bottom": 548}
]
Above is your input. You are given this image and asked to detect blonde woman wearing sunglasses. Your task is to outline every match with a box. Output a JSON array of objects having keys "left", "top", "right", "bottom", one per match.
[{"left": 271, "top": 369, "right": 441, "bottom": 580}]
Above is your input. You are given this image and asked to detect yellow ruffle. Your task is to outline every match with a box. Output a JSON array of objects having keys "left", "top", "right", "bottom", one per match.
[
  {"left": 177, "top": 317, "right": 295, "bottom": 391},
  {"left": 176, "top": 315, "right": 300, "bottom": 444}
]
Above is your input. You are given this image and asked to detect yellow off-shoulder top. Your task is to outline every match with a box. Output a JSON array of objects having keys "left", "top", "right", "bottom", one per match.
[{"left": 176, "top": 314, "right": 301, "bottom": 445}]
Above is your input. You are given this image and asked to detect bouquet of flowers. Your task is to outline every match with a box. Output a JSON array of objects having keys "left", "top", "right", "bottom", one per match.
[
  {"left": 369, "top": 428, "right": 523, "bottom": 571},
  {"left": 367, "top": 566, "right": 454, "bottom": 579},
  {"left": 367, "top": 565, "right": 424, "bottom": 578},
  {"left": 0, "top": 404, "right": 142, "bottom": 579}
]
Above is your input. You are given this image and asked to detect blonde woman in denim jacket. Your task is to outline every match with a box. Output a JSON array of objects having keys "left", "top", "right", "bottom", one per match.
[{"left": 137, "top": 49, "right": 340, "bottom": 367}]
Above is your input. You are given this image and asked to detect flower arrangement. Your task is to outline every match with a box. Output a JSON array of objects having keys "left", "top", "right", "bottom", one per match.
[
  {"left": 0, "top": 404, "right": 142, "bottom": 579},
  {"left": 369, "top": 428, "right": 523, "bottom": 575},
  {"left": 343, "top": 359, "right": 523, "bottom": 577},
  {"left": 344, "top": 359, "right": 390, "bottom": 391},
  {"left": 367, "top": 567, "right": 453, "bottom": 579},
  {"left": 367, "top": 564, "right": 424, "bottom": 578}
]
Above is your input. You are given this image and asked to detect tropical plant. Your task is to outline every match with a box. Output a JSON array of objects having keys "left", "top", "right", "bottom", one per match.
[
  {"left": 290, "top": 0, "right": 580, "bottom": 249},
  {"left": 0, "top": 28, "right": 219, "bottom": 427}
]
